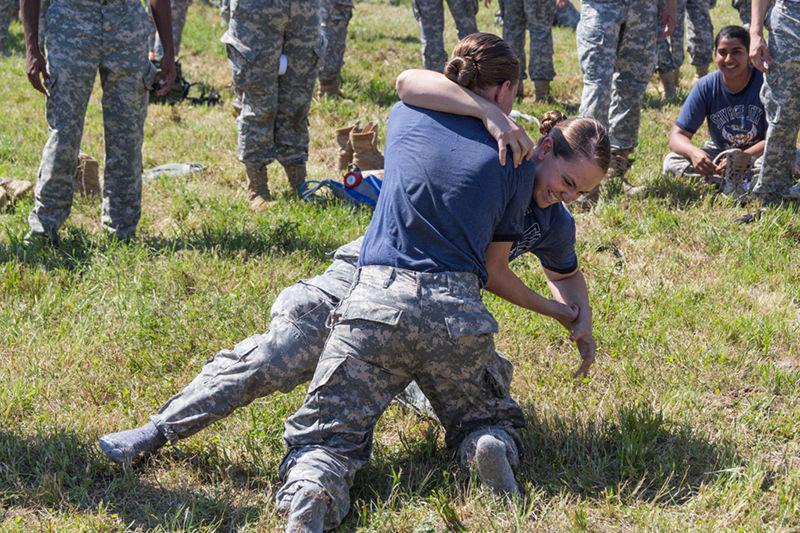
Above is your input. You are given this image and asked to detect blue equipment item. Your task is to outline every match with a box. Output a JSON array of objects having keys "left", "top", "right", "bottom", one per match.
[{"left": 300, "top": 166, "right": 382, "bottom": 208}]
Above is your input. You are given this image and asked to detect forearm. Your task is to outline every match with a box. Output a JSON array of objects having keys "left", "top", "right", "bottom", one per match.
[
  {"left": 750, "top": 0, "right": 770, "bottom": 34},
  {"left": 396, "top": 69, "right": 493, "bottom": 120},
  {"left": 668, "top": 129, "right": 699, "bottom": 159},
  {"left": 150, "top": 0, "right": 175, "bottom": 59},
  {"left": 485, "top": 265, "right": 554, "bottom": 316},
  {"left": 20, "top": 0, "right": 40, "bottom": 53},
  {"left": 744, "top": 140, "right": 766, "bottom": 158},
  {"left": 547, "top": 271, "right": 592, "bottom": 324}
]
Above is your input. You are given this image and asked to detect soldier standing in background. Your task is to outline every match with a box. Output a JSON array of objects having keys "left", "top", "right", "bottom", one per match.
[
  {"left": 0, "top": 0, "right": 17, "bottom": 56},
  {"left": 223, "top": 0, "right": 320, "bottom": 211},
  {"left": 743, "top": 0, "right": 800, "bottom": 219},
  {"left": 501, "top": 0, "right": 559, "bottom": 102},
  {"left": 685, "top": 0, "right": 714, "bottom": 78},
  {"left": 553, "top": 0, "right": 579, "bottom": 29},
  {"left": 318, "top": 0, "right": 352, "bottom": 97},
  {"left": 21, "top": 0, "right": 175, "bottom": 244},
  {"left": 575, "top": 0, "right": 676, "bottom": 205},
  {"left": 657, "top": 0, "right": 713, "bottom": 100},
  {"left": 412, "top": 0, "right": 480, "bottom": 72}
]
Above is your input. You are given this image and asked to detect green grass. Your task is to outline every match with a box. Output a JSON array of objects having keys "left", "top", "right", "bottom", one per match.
[{"left": 1, "top": 1, "right": 799, "bottom": 530}]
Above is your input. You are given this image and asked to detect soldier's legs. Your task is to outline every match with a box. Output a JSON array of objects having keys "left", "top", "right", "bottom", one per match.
[
  {"left": 685, "top": 0, "right": 713, "bottom": 68},
  {"left": 151, "top": 283, "right": 337, "bottom": 441},
  {"left": 154, "top": 0, "right": 193, "bottom": 59},
  {"left": 524, "top": 0, "right": 556, "bottom": 81},
  {"left": 0, "top": 0, "right": 13, "bottom": 54},
  {"left": 412, "top": 0, "right": 447, "bottom": 72},
  {"left": 657, "top": 0, "right": 686, "bottom": 74},
  {"left": 662, "top": 143, "right": 721, "bottom": 176},
  {"left": 607, "top": 0, "right": 658, "bottom": 151},
  {"left": 318, "top": 0, "right": 353, "bottom": 82},
  {"left": 553, "top": 0, "right": 580, "bottom": 30},
  {"left": 275, "top": 1, "right": 319, "bottom": 166},
  {"left": 577, "top": 0, "right": 624, "bottom": 127},
  {"left": 501, "top": 0, "right": 527, "bottom": 81},
  {"left": 98, "top": 0, "right": 151, "bottom": 240},
  {"left": 446, "top": 0, "right": 479, "bottom": 38},
  {"left": 28, "top": 5, "right": 99, "bottom": 237}
]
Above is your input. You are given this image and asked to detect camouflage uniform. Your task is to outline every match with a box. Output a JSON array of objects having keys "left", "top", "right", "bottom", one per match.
[
  {"left": 150, "top": 240, "right": 454, "bottom": 440},
  {"left": 319, "top": 0, "right": 352, "bottom": 82},
  {"left": 501, "top": 0, "right": 557, "bottom": 82},
  {"left": 28, "top": 0, "right": 156, "bottom": 240},
  {"left": 220, "top": 0, "right": 230, "bottom": 23},
  {"left": 554, "top": 0, "right": 580, "bottom": 29},
  {"left": 153, "top": 0, "right": 192, "bottom": 59},
  {"left": 577, "top": 0, "right": 659, "bottom": 151},
  {"left": 752, "top": 0, "right": 800, "bottom": 201},
  {"left": 278, "top": 265, "right": 526, "bottom": 529},
  {"left": 657, "top": 0, "right": 686, "bottom": 74},
  {"left": 222, "top": 0, "right": 320, "bottom": 166},
  {"left": 685, "top": 0, "right": 713, "bottom": 69},
  {"left": 0, "top": 0, "right": 17, "bottom": 55},
  {"left": 734, "top": 0, "right": 773, "bottom": 29},
  {"left": 411, "top": 0, "right": 479, "bottom": 72}
]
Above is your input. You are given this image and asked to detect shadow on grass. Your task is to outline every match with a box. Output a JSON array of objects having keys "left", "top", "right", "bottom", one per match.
[
  {"left": 520, "top": 403, "right": 740, "bottom": 504},
  {"left": 0, "top": 429, "right": 261, "bottom": 530},
  {"left": 627, "top": 172, "right": 714, "bottom": 208}
]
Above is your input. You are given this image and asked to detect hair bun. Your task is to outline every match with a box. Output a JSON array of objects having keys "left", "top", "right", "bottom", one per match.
[
  {"left": 444, "top": 56, "right": 479, "bottom": 88},
  {"left": 539, "top": 110, "right": 567, "bottom": 135}
]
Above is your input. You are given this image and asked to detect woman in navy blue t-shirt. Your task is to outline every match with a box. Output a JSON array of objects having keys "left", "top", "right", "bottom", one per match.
[{"left": 663, "top": 26, "right": 767, "bottom": 190}]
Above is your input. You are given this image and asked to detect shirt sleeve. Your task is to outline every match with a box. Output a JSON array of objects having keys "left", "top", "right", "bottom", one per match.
[
  {"left": 532, "top": 207, "right": 578, "bottom": 273},
  {"left": 492, "top": 165, "right": 532, "bottom": 242},
  {"left": 675, "top": 81, "right": 708, "bottom": 134}
]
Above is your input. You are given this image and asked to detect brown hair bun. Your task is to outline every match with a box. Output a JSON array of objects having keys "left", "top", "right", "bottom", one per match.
[
  {"left": 539, "top": 110, "right": 567, "bottom": 135},
  {"left": 444, "top": 56, "right": 479, "bottom": 88}
]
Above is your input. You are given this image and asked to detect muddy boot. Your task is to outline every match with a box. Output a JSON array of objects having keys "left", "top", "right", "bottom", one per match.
[
  {"left": 281, "top": 485, "right": 330, "bottom": 533},
  {"left": 75, "top": 152, "right": 101, "bottom": 195},
  {"left": 335, "top": 122, "right": 360, "bottom": 171},
  {"left": 351, "top": 124, "right": 384, "bottom": 172},
  {"left": 245, "top": 162, "right": 272, "bottom": 212},
  {"left": 659, "top": 69, "right": 679, "bottom": 101},
  {"left": 282, "top": 162, "right": 307, "bottom": 196},
  {"left": 695, "top": 63, "right": 709, "bottom": 80},
  {"left": 516, "top": 79, "right": 525, "bottom": 102},
  {"left": 607, "top": 150, "right": 644, "bottom": 197},
  {"left": 318, "top": 77, "right": 343, "bottom": 99},
  {"left": 533, "top": 80, "right": 550, "bottom": 102}
]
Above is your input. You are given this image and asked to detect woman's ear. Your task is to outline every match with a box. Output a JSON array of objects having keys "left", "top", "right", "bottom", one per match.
[{"left": 536, "top": 136, "right": 553, "bottom": 161}]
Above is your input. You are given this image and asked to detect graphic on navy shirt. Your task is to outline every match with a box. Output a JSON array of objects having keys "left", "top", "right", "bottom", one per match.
[{"left": 709, "top": 104, "right": 764, "bottom": 149}]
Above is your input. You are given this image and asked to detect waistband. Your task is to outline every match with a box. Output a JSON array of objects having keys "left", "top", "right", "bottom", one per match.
[{"left": 355, "top": 265, "right": 481, "bottom": 295}]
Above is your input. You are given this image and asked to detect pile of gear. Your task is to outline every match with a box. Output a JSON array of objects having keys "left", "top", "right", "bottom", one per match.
[{"left": 149, "top": 60, "right": 222, "bottom": 107}]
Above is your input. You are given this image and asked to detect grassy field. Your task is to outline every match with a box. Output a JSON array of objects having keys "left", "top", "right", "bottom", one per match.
[{"left": 1, "top": 1, "right": 799, "bottom": 531}]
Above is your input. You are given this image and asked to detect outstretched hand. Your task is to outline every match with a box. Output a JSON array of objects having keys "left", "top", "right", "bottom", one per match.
[
  {"left": 482, "top": 105, "right": 535, "bottom": 167},
  {"left": 569, "top": 309, "right": 596, "bottom": 378},
  {"left": 26, "top": 47, "right": 49, "bottom": 95}
]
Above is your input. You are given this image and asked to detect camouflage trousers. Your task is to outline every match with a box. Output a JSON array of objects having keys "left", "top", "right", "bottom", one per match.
[
  {"left": 152, "top": 0, "right": 192, "bottom": 59},
  {"left": 733, "top": 0, "right": 772, "bottom": 29},
  {"left": 411, "top": 0, "right": 479, "bottom": 72},
  {"left": 752, "top": 0, "right": 800, "bottom": 201},
  {"left": 554, "top": 0, "right": 580, "bottom": 30},
  {"left": 577, "top": 0, "right": 659, "bottom": 151},
  {"left": 658, "top": 0, "right": 713, "bottom": 72},
  {"left": 318, "top": 0, "right": 352, "bottom": 81},
  {"left": 223, "top": 0, "right": 320, "bottom": 165},
  {"left": 29, "top": 0, "right": 154, "bottom": 240},
  {"left": 0, "top": 0, "right": 17, "bottom": 52},
  {"left": 662, "top": 141, "right": 765, "bottom": 176},
  {"left": 501, "top": 0, "right": 557, "bottom": 81},
  {"left": 278, "top": 265, "right": 526, "bottom": 529}
]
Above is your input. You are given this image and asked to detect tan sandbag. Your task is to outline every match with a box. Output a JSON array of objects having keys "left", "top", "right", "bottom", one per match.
[{"left": 75, "top": 152, "right": 101, "bottom": 195}]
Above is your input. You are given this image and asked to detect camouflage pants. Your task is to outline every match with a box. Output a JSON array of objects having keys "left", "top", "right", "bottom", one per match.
[
  {"left": 752, "top": 0, "right": 800, "bottom": 201},
  {"left": 734, "top": 0, "right": 773, "bottom": 29},
  {"left": 501, "top": 0, "right": 557, "bottom": 81},
  {"left": 662, "top": 141, "right": 765, "bottom": 176},
  {"left": 318, "top": 0, "right": 352, "bottom": 81},
  {"left": 28, "top": 0, "right": 154, "bottom": 240},
  {"left": 657, "top": 0, "right": 686, "bottom": 73},
  {"left": 411, "top": 0, "right": 479, "bottom": 72},
  {"left": 685, "top": 0, "right": 713, "bottom": 68},
  {"left": 0, "top": 0, "right": 17, "bottom": 51},
  {"left": 278, "top": 266, "right": 526, "bottom": 529},
  {"left": 223, "top": 0, "right": 320, "bottom": 165},
  {"left": 577, "top": 0, "right": 659, "bottom": 151},
  {"left": 554, "top": 0, "right": 580, "bottom": 29},
  {"left": 152, "top": 0, "right": 192, "bottom": 59}
]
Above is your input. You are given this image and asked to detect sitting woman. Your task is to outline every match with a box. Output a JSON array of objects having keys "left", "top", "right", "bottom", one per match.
[{"left": 663, "top": 25, "right": 766, "bottom": 194}]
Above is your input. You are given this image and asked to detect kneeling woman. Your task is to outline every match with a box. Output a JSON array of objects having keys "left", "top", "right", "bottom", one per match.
[{"left": 277, "top": 33, "right": 610, "bottom": 532}]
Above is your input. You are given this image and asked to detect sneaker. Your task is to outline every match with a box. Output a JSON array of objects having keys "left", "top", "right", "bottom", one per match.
[{"left": 713, "top": 148, "right": 752, "bottom": 199}]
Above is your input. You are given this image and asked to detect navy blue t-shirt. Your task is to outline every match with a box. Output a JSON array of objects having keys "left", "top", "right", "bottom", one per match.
[
  {"left": 511, "top": 201, "right": 577, "bottom": 274},
  {"left": 359, "top": 103, "right": 534, "bottom": 285},
  {"left": 675, "top": 69, "right": 766, "bottom": 149}
]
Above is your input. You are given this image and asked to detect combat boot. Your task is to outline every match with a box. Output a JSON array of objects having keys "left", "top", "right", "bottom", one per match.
[
  {"left": 659, "top": 70, "right": 679, "bottom": 101},
  {"left": 245, "top": 162, "right": 272, "bottom": 212},
  {"left": 607, "top": 150, "right": 645, "bottom": 197},
  {"left": 533, "top": 80, "right": 550, "bottom": 102},
  {"left": 318, "top": 77, "right": 344, "bottom": 99},
  {"left": 351, "top": 123, "right": 384, "bottom": 171},
  {"left": 282, "top": 162, "right": 307, "bottom": 196},
  {"left": 695, "top": 63, "right": 709, "bottom": 80},
  {"left": 75, "top": 152, "right": 101, "bottom": 195},
  {"left": 335, "top": 121, "right": 360, "bottom": 171}
]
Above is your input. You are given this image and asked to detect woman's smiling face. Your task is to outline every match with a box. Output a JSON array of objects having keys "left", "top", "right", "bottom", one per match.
[{"left": 531, "top": 138, "right": 606, "bottom": 208}]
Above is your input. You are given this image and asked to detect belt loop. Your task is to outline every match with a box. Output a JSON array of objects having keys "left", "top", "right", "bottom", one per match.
[{"left": 383, "top": 268, "right": 396, "bottom": 288}]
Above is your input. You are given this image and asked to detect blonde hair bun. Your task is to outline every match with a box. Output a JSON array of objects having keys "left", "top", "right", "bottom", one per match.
[{"left": 444, "top": 56, "right": 479, "bottom": 88}]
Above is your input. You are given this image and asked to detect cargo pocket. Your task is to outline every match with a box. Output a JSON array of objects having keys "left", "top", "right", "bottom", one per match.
[
  {"left": 330, "top": 299, "right": 402, "bottom": 328},
  {"left": 444, "top": 310, "right": 498, "bottom": 339},
  {"left": 483, "top": 363, "right": 509, "bottom": 399},
  {"left": 222, "top": 33, "right": 257, "bottom": 89},
  {"left": 142, "top": 60, "right": 157, "bottom": 91}
]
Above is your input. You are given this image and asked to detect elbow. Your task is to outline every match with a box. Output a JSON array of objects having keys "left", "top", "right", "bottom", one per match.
[{"left": 396, "top": 70, "right": 411, "bottom": 99}]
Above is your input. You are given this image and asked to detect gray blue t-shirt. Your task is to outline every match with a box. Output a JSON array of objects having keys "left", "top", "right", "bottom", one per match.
[
  {"left": 359, "top": 103, "right": 534, "bottom": 285},
  {"left": 675, "top": 68, "right": 766, "bottom": 150},
  {"left": 512, "top": 201, "right": 577, "bottom": 274}
]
